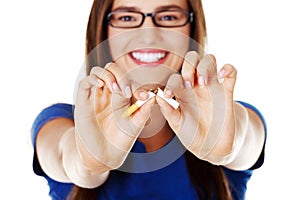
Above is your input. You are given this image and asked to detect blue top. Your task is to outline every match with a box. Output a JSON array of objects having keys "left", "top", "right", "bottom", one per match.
[{"left": 31, "top": 102, "right": 266, "bottom": 200}]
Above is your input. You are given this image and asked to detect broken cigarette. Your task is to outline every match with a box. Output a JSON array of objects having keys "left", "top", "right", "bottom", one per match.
[
  {"left": 156, "top": 88, "right": 179, "bottom": 109},
  {"left": 122, "top": 88, "right": 179, "bottom": 118},
  {"left": 122, "top": 91, "right": 156, "bottom": 118}
]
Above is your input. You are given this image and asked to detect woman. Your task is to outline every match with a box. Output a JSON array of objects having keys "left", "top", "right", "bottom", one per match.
[{"left": 32, "top": 0, "right": 266, "bottom": 199}]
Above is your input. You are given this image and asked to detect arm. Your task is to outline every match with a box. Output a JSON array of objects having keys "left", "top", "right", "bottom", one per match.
[
  {"left": 227, "top": 102, "right": 266, "bottom": 170},
  {"left": 36, "top": 117, "right": 109, "bottom": 188},
  {"left": 156, "top": 53, "right": 266, "bottom": 170},
  {"left": 35, "top": 65, "right": 154, "bottom": 188},
  {"left": 207, "top": 102, "right": 266, "bottom": 170}
]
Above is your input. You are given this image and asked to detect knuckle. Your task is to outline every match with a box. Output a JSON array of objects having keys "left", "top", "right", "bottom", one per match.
[
  {"left": 90, "top": 66, "right": 103, "bottom": 75},
  {"left": 167, "top": 74, "right": 184, "bottom": 89},
  {"left": 185, "top": 51, "right": 199, "bottom": 59},
  {"left": 78, "top": 77, "right": 89, "bottom": 88},
  {"left": 225, "top": 64, "right": 237, "bottom": 74},
  {"left": 104, "top": 62, "right": 116, "bottom": 70},
  {"left": 197, "top": 55, "right": 216, "bottom": 73},
  {"left": 91, "top": 67, "right": 114, "bottom": 81},
  {"left": 184, "top": 51, "right": 199, "bottom": 64},
  {"left": 207, "top": 54, "right": 216, "bottom": 63},
  {"left": 169, "top": 73, "right": 181, "bottom": 81}
]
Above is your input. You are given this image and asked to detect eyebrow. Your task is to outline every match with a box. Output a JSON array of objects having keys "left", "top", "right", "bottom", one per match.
[
  {"left": 112, "top": 6, "right": 139, "bottom": 12},
  {"left": 112, "top": 5, "right": 185, "bottom": 12},
  {"left": 156, "top": 5, "right": 185, "bottom": 11}
]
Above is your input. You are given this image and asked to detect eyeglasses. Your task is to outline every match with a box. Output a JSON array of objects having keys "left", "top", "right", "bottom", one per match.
[{"left": 106, "top": 10, "right": 193, "bottom": 28}]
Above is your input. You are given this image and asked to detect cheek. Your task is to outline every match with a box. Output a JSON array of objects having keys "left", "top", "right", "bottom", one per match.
[
  {"left": 177, "top": 26, "right": 191, "bottom": 51},
  {"left": 107, "top": 28, "right": 129, "bottom": 61},
  {"left": 168, "top": 54, "right": 185, "bottom": 72},
  {"left": 107, "top": 27, "right": 117, "bottom": 38},
  {"left": 165, "top": 27, "right": 191, "bottom": 69},
  {"left": 107, "top": 28, "right": 118, "bottom": 58},
  {"left": 166, "top": 26, "right": 191, "bottom": 54}
]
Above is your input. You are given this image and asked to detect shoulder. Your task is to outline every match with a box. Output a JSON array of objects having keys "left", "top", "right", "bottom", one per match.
[
  {"left": 31, "top": 103, "right": 74, "bottom": 144},
  {"left": 35, "top": 103, "right": 74, "bottom": 120}
]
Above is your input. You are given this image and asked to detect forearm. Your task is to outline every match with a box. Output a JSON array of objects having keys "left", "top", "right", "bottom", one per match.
[
  {"left": 203, "top": 102, "right": 265, "bottom": 170},
  {"left": 224, "top": 102, "right": 266, "bottom": 170},
  {"left": 60, "top": 127, "right": 110, "bottom": 188}
]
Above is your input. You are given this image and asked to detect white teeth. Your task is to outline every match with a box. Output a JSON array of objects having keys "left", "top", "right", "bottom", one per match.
[{"left": 131, "top": 52, "right": 166, "bottom": 63}]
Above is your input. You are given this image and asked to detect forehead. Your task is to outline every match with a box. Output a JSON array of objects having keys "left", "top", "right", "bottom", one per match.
[{"left": 111, "top": 0, "right": 189, "bottom": 11}]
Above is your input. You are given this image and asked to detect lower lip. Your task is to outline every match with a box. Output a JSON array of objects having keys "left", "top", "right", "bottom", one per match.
[{"left": 129, "top": 53, "right": 169, "bottom": 67}]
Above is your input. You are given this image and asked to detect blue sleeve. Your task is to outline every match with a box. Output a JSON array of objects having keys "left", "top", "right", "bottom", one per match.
[
  {"left": 221, "top": 101, "right": 267, "bottom": 200},
  {"left": 31, "top": 103, "right": 74, "bottom": 176},
  {"left": 236, "top": 101, "right": 267, "bottom": 170}
]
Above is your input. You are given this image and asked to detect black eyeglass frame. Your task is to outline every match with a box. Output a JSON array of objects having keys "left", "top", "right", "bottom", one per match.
[{"left": 106, "top": 10, "right": 194, "bottom": 28}]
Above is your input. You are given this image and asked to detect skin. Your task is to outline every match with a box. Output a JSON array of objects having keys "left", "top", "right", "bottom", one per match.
[
  {"left": 107, "top": 0, "right": 191, "bottom": 73},
  {"left": 36, "top": 0, "right": 265, "bottom": 189},
  {"left": 105, "top": 0, "right": 191, "bottom": 150}
]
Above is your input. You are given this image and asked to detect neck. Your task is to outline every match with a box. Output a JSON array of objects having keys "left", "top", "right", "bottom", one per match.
[{"left": 137, "top": 123, "right": 174, "bottom": 152}]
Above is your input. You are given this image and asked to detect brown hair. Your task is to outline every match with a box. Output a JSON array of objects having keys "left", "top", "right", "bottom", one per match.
[{"left": 71, "top": 0, "right": 231, "bottom": 199}]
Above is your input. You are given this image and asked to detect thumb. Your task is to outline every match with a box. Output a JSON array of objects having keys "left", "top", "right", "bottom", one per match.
[
  {"left": 156, "top": 95, "right": 182, "bottom": 131},
  {"left": 111, "top": 92, "right": 156, "bottom": 137}
]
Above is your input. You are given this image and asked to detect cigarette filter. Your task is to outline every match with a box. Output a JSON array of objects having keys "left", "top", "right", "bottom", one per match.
[{"left": 122, "top": 91, "right": 156, "bottom": 117}]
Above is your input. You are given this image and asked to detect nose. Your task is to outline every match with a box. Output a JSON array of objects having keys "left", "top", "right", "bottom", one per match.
[
  {"left": 137, "top": 15, "right": 162, "bottom": 45},
  {"left": 141, "top": 15, "right": 156, "bottom": 28},
  {"left": 139, "top": 27, "right": 161, "bottom": 46}
]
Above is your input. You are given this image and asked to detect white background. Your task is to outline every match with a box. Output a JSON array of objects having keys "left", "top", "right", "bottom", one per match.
[{"left": 0, "top": 0, "right": 299, "bottom": 199}]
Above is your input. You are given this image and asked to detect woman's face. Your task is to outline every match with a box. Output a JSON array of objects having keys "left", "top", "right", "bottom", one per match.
[{"left": 107, "top": 0, "right": 191, "bottom": 79}]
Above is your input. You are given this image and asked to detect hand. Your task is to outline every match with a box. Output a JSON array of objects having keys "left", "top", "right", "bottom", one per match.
[
  {"left": 156, "top": 52, "right": 237, "bottom": 161},
  {"left": 74, "top": 63, "right": 155, "bottom": 170}
]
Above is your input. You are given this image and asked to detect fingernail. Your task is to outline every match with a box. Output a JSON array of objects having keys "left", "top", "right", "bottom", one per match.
[
  {"left": 96, "top": 79, "right": 103, "bottom": 88},
  {"left": 112, "top": 82, "right": 120, "bottom": 93},
  {"left": 123, "top": 86, "right": 132, "bottom": 98},
  {"left": 198, "top": 76, "right": 206, "bottom": 88},
  {"left": 218, "top": 69, "right": 226, "bottom": 79},
  {"left": 164, "top": 88, "right": 173, "bottom": 98},
  {"left": 185, "top": 81, "right": 192, "bottom": 89},
  {"left": 139, "top": 91, "right": 148, "bottom": 100}
]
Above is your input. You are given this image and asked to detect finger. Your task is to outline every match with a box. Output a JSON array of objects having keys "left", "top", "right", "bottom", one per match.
[
  {"left": 164, "top": 74, "right": 197, "bottom": 107},
  {"left": 132, "top": 87, "right": 150, "bottom": 101},
  {"left": 196, "top": 54, "right": 218, "bottom": 88},
  {"left": 130, "top": 97, "right": 156, "bottom": 127},
  {"left": 105, "top": 63, "right": 132, "bottom": 98},
  {"left": 181, "top": 51, "right": 200, "bottom": 88},
  {"left": 218, "top": 64, "right": 237, "bottom": 91},
  {"left": 77, "top": 75, "right": 103, "bottom": 104},
  {"left": 114, "top": 95, "right": 155, "bottom": 136},
  {"left": 90, "top": 66, "right": 117, "bottom": 93},
  {"left": 155, "top": 74, "right": 183, "bottom": 119},
  {"left": 164, "top": 73, "right": 185, "bottom": 98},
  {"left": 156, "top": 95, "right": 181, "bottom": 124}
]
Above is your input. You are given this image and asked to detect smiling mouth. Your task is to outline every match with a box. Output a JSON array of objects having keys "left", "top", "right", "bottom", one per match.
[{"left": 130, "top": 50, "right": 168, "bottom": 65}]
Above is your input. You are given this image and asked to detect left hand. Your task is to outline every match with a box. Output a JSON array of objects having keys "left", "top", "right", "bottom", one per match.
[{"left": 156, "top": 52, "right": 238, "bottom": 160}]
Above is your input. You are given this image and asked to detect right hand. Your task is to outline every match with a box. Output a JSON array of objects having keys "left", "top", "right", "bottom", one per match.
[{"left": 74, "top": 63, "right": 155, "bottom": 171}]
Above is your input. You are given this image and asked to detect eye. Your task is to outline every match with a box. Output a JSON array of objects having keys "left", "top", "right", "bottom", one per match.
[
  {"left": 156, "top": 11, "right": 183, "bottom": 23},
  {"left": 118, "top": 15, "right": 136, "bottom": 22},
  {"left": 160, "top": 15, "right": 178, "bottom": 21}
]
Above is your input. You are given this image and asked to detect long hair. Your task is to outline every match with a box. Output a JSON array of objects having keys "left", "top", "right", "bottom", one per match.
[{"left": 70, "top": 0, "right": 231, "bottom": 199}]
